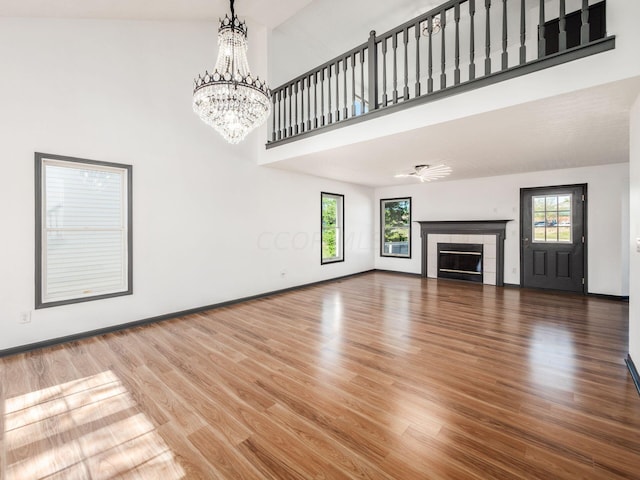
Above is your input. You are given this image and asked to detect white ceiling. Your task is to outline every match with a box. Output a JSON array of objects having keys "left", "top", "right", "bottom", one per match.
[{"left": 0, "top": 0, "right": 312, "bottom": 27}]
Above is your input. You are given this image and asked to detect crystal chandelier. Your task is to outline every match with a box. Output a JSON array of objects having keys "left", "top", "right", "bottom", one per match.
[{"left": 193, "top": 0, "right": 271, "bottom": 144}]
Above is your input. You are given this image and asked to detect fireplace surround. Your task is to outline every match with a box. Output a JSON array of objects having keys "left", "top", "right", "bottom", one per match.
[{"left": 417, "top": 220, "right": 511, "bottom": 286}]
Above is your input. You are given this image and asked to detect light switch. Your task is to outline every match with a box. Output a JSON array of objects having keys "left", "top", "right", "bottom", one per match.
[{"left": 637, "top": 238, "right": 640, "bottom": 253}]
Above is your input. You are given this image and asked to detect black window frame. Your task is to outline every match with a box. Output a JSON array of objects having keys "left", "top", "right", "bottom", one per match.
[
  {"left": 321, "top": 192, "right": 345, "bottom": 265},
  {"left": 380, "top": 197, "right": 412, "bottom": 259},
  {"left": 35, "top": 152, "right": 133, "bottom": 309}
]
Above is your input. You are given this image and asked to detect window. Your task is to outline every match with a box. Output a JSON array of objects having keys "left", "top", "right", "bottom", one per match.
[
  {"left": 381, "top": 197, "right": 411, "bottom": 258},
  {"left": 321, "top": 192, "right": 344, "bottom": 264},
  {"left": 532, "top": 194, "right": 572, "bottom": 243},
  {"left": 35, "top": 153, "right": 132, "bottom": 308}
]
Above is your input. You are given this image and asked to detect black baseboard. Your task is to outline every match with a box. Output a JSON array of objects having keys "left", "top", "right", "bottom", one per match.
[
  {"left": 373, "top": 269, "right": 422, "bottom": 277},
  {"left": 0, "top": 269, "right": 375, "bottom": 358},
  {"left": 504, "top": 283, "right": 629, "bottom": 301},
  {"left": 588, "top": 292, "right": 629, "bottom": 302},
  {"left": 626, "top": 354, "right": 640, "bottom": 398}
]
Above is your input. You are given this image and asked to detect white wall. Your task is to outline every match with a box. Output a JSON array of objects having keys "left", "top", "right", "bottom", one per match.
[
  {"left": 375, "top": 163, "right": 629, "bottom": 296},
  {"left": 0, "top": 18, "right": 374, "bottom": 351},
  {"left": 630, "top": 96, "right": 640, "bottom": 362}
]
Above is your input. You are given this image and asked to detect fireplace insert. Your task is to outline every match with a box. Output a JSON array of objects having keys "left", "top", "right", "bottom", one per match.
[{"left": 437, "top": 243, "right": 483, "bottom": 283}]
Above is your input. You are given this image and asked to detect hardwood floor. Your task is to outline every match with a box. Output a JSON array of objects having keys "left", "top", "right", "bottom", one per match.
[{"left": 1, "top": 272, "right": 639, "bottom": 479}]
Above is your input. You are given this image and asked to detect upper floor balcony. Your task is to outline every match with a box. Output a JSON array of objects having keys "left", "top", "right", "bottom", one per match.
[{"left": 266, "top": 0, "right": 616, "bottom": 151}]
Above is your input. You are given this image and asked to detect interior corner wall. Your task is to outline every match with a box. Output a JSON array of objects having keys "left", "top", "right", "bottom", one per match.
[
  {"left": 374, "top": 163, "right": 629, "bottom": 296},
  {"left": 0, "top": 17, "right": 374, "bottom": 351},
  {"left": 629, "top": 96, "right": 640, "bottom": 362}
]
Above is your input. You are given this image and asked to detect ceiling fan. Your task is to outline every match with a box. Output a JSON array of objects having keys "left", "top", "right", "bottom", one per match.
[{"left": 395, "top": 164, "right": 452, "bottom": 182}]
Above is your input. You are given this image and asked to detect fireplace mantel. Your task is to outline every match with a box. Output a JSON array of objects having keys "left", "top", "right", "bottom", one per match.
[{"left": 416, "top": 220, "right": 512, "bottom": 286}]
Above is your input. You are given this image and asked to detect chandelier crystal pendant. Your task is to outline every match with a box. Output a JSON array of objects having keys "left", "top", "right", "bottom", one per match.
[{"left": 193, "top": 0, "right": 271, "bottom": 144}]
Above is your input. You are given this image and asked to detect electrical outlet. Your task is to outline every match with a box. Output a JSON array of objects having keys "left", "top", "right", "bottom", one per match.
[
  {"left": 636, "top": 237, "right": 640, "bottom": 253},
  {"left": 19, "top": 311, "right": 31, "bottom": 324}
]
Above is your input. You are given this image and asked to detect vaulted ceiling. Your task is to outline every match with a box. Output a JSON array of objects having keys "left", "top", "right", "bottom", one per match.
[{"left": 2, "top": 0, "right": 638, "bottom": 186}]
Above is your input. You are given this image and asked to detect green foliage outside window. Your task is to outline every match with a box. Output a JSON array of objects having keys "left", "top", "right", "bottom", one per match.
[
  {"left": 384, "top": 200, "right": 410, "bottom": 243},
  {"left": 322, "top": 195, "right": 339, "bottom": 260},
  {"left": 381, "top": 198, "right": 410, "bottom": 257},
  {"left": 321, "top": 192, "right": 344, "bottom": 263}
]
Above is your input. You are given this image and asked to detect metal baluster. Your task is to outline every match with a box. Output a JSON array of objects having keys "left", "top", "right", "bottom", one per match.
[
  {"left": 538, "top": 0, "right": 546, "bottom": 58},
  {"left": 415, "top": 22, "right": 421, "bottom": 97},
  {"left": 559, "top": 0, "right": 567, "bottom": 51},
  {"left": 313, "top": 72, "right": 318, "bottom": 129},
  {"left": 519, "top": 0, "right": 526, "bottom": 64},
  {"left": 454, "top": 3, "right": 461, "bottom": 85},
  {"left": 282, "top": 88, "right": 287, "bottom": 138},
  {"left": 335, "top": 61, "right": 340, "bottom": 121},
  {"left": 294, "top": 81, "right": 299, "bottom": 135},
  {"left": 300, "top": 79, "right": 305, "bottom": 133},
  {"left": 440, "top": 8, "right": 447, "bottom": 89},
  {"left": 327, "top": 65, "right": 332, "bottom": 124},
  {"left": 288, "top": 84, "right": 293, "bottom": 137},
  {"left": 343, "top": 57, "right": 348, "bottom": 119},
  {"left": 360, "top": 49, "right": 365, "bottom": 113},
  {"left": 485, "top": 0, "right": 492, "bottom": 75},
  {"left": 428, "top": 16, "right": 434, "bottom": 93},
  {"left": 382, "top": 38, "right": 388, "bottom": 106},
  {"left": 393, "top": 32, "right": 398, "bottom": 103},
  {"left": 351, "top": 54, "right": 356, "bottom": 116},
  {"left": 403, "top": 28, "right": 410, "bottom": 100},
  {"left": 307, "top": 76, "right": 311, "bottom": 131},
  {"left": 271, "top": 93, "right": 276, "bottom": 142},
  {"left": 320, "top": 68, "right": 325, "bottom": 126},
  {"left": 470, "top": 0, "right": 476, "bottom": 80},
  {"left": 501, "top": 0, "right": 508, "bottom": 70},
  {"left": 581, "top": 0, "right": 590, "bottom": 44}
]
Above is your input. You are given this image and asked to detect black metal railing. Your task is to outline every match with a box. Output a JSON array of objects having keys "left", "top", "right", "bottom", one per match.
[{"left": 267, "top": 0, "right": 612, "bottom": 147}]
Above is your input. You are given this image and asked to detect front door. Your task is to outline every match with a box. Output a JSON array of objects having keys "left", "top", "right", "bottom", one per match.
[{"left": 520, "top": 184, "right": 586, "bottom": 293}]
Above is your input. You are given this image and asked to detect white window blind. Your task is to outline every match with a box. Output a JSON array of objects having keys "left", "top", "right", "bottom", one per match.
[{"left": 40, "top": 158, "right": 130, "bottom": 305}]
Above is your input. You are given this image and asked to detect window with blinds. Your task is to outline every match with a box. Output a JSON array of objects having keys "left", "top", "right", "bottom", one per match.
[{"left": 35, "top": 153, "right": 132, "bottom": 308}]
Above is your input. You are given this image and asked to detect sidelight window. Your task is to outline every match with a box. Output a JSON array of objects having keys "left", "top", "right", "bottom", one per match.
[{"left": 532, "top": 194, "right": 572, "bottom": 243}]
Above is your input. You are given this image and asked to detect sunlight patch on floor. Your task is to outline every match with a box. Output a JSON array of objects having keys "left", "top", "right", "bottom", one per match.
[{"left": 4, "top": 370, "right": 185, "bottom": 479}]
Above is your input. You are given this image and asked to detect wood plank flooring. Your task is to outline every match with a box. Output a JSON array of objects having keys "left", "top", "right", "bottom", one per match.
[{"left": 1, "top": 272, "right": 639, "bottom": 479}]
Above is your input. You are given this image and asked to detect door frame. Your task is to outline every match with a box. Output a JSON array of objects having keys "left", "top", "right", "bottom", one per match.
[{"left": 519, "top": 183, "right": 588, "bottom": 294}]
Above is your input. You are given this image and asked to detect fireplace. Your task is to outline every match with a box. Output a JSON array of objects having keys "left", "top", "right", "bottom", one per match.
[
  {"left": 438, "top": 243, "right": 483, "bottom": 283},
  {"left": 417, "top": 220, "right": 511, "bottom": 286}
]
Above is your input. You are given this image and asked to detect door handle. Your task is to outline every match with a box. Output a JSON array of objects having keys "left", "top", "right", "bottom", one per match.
[{"left": 523, "top": 237, "right": 529, "bottom": 247}]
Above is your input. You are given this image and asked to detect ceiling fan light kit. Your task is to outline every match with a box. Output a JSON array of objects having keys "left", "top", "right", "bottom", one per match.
[{"left": 395, "top": 164, "right": 452, "bottom": 183}]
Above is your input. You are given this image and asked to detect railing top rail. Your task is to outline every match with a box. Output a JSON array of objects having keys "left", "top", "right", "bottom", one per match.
[{"left": 272, "top": 40, "right": 368, "bottom": 92}]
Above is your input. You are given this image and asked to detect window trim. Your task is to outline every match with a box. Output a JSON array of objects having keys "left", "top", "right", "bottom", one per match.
[
  {"left": 380, "top": 197, "right": 412, "bottom": 259},
  {"left": 320, "top": 192, "right": 345, "bottom": 265},
  {"left": 35, "top": 152, "right": 133, "bottom": 309}
]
